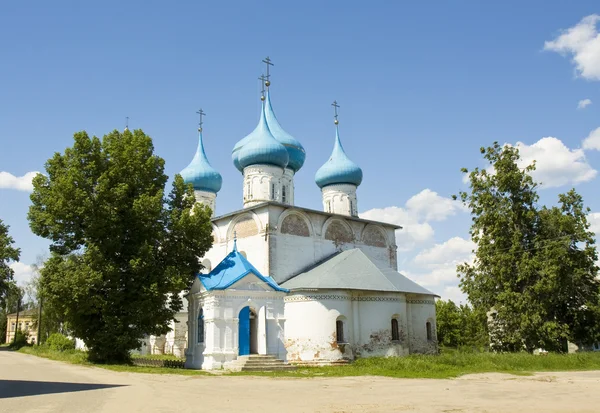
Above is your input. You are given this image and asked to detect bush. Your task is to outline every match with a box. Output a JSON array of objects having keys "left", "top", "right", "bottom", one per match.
[
  {"left": 9, "top": 330, "right": 29, "bottom": 349},
  {"left": 46, "top": 333, "right": 75, "bottom": 352}
]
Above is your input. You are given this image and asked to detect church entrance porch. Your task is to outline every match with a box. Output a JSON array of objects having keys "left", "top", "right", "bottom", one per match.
[{"left": 238, "top": 306, "right": 259, "bottom": 355}]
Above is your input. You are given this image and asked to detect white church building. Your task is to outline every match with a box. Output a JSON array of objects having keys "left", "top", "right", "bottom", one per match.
[{"left": 151, "top": 63, "right": 438, "bottom": 369}]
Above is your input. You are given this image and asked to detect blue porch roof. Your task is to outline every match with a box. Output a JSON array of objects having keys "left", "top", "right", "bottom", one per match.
[{"left": 199, "top": 246, "right": 288, "bottom": 292}]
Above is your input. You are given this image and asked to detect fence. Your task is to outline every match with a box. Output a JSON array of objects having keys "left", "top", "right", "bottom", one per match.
[{"left": 131, "top": 358, "right": 185, "bottom": 369}]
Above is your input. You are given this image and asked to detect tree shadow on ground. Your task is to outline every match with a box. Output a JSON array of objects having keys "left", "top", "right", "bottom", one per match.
[{"left": 0, "top": 380, "right": 126, "bottom": 399}]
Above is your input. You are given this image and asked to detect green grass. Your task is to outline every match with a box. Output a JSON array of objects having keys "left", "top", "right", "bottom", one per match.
[
  {"left": 18, "top": 346, "right": 207, "bottom": 376},
  {"left": 17, "top": 345, "right": 600, "bottom": 379}
]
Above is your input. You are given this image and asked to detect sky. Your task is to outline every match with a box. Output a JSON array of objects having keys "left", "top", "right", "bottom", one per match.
[{"left": 1, "top": 1, "right": 600, "bottom": 302}]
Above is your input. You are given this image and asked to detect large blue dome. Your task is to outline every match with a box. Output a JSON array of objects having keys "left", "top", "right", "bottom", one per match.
[
  {"left": 237, "top": 103, "right": 289, "bottom": 170},
  {"left": 264, "top": 90, "right": 305, "bottom": 172},
  {"left": 180, "top": 131, "right": 223, "bottom": 193},
  {"left": 315, "top": 127, "right": 363, "bottom": 188}
]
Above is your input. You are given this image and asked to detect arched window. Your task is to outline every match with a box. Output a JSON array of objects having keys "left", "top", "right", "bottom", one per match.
[
  {"left": 197, "top": 308, "right": 204, "bottom": 344},
  {"left": 246, "top": 182, "right": 251, "bottom": 199},
  {"left": 426, "top": 321, "right": 432, "bottom": 341},
  {"left": 336, "top": 319, "right": 344, "bottom": 343},
  {"left": 282, "top": 185, "right": 287, "bottom": 203},
  {"left": 391, "top": 318, "right": 399, "bottom": 341},
  {"left": 326, "top": 200, "right": 331, "bottom": 213},
  {"left": 271, "top": 183, "right": 275, "bottom": 199},
  {"left": 349, "top": 200, "right": 353, "bottom": 215}
]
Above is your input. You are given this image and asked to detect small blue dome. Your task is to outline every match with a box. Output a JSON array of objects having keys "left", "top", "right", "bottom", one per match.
[
  {"left": 315, "top": 127, "right": 363, "bottom": 188},
  {"left": 264, "top": 90, "right": 306, "bottom": 172},
  {"left": 180, "top": 131, "right": 223, "bottom": 193},
  {"left": 237, "top": 103, "right": 289, "bottom": 170}
]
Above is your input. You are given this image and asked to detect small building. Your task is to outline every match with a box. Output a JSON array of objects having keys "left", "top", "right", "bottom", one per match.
[{"left": 5, "top": 308, "right": 38, "bottom": 344}]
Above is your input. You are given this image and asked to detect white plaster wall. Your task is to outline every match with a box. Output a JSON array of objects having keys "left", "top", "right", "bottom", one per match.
[
  {"left": 281, "top": 168, "right": 294, "bottom": 205},
  {"left": 185, "top": 277, "right": 287, "bottom": 370},
  {"left": 406, "top": 295, "right": 438, "bottom": 354},
  {"left": 351, "top": 295, "right": 410, "bottom": 357},
  {"left": 243, "top": 164, "right": 288, "bottom": 207},
  {"left": 322, "top": 184, "right": 358, "bottom": 217},
  {"left": 284, "top": 291, "right": 354, "bottom": 362},
  {"left": 193, "top": 190, "right": 216, "bottom": 216},
  {"left": 265, "top": 205, "right": 398, "bottom": 283},
  {"left": 285, "top": 291, "right": 433, "bottom": 363}
]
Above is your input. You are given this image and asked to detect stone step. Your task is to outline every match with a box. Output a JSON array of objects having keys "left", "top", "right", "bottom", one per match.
[{"left": 240, "top": 366, "right": 296, "bottom": 372}]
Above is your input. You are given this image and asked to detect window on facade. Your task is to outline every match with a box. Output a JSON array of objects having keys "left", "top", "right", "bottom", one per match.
[
  {"left": 246, "top": 182, "right": 251, "bottom": 199},
  {"left": 197, "top": 308, "right": 205, "bottom": 344},
  {"left": 391, "top": 318, "right": 399, "bottom": 341},
  {"left": 326, "top": 201, "right": 331, "bottom": 213},
  {"left": 282, "top": 185, "right": 287, "bottom": 203},
  {"left": 426, "top": 321, "right": 432, "bottom": 341},
  {"left": 350, "top": 200, "right": 353, "bottom": 214},
  {"left": 271, "top": 183, "right": 275, "bottom": 199},
  {"left": 336, "top": 319, "right": 344, "bottom": 343}
]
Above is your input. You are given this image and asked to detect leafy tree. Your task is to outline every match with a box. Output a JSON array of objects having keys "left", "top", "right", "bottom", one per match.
[
  {"left": 435, "top": 299, "right": 463, "bottom": 347},
  {"left": 436, "top": 299, "right": 488, "bottom": 349},
  {"left": 0, "top": 219, "right": 20, "bottom": 306},
  {"left": 0, "top": 282, "right": 24, "bottom": 343},
  {"left": 456, "top": 143, "right": 600, "bottom": 352},
  {"left": 28, "top": 129, "right": 213, "bottom": 362}
]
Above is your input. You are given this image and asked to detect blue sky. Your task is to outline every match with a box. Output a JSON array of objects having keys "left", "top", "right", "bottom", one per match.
[{"left": 1, "top": 1, "right": 600, "bottom": 302}]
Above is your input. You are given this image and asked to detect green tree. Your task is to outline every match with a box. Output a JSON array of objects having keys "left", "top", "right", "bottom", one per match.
[
  {"left": 435, "top": 299, "right": 463, "bottom": 347},
  {"left": 0, "top": 219, "right": 20, "bottom": 306},
  {"left": 436, "top": 299, "right": 489, "bottom": 349},
  {"left": 456, "top": 143, "right": 600, "bottom": 352},
  {"left": 0, "top": 282, "right": 24, "bottom": 344},
  {"left": 28, "top": 129, "right": 213, "bottom": 362}
]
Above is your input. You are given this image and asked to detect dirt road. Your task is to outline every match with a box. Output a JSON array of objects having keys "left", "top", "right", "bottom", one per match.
[{"left": 1, "top": 349, "right": 598, "bottom": 413}]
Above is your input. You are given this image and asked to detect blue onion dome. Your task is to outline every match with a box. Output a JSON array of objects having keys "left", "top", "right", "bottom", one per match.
[
  {"left": 315, "top": 127, "right": 363, "bottom": 188},
  {"left": 231, "top": 134, "right": 252, "bottom": 172},
  {"left": 237, "top": 102, "right": 289, "bottom": 170},
  {"left": 264, "top": 89, "right": 306, "bottom": 172},
  {"left": 180, "top": 131, "right": 223, "bottom": 193}
]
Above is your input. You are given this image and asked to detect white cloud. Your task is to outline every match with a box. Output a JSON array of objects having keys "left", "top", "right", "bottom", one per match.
[
  {"left": 589, "top": 212, "right": 600, "bottom": 236},
  {"left": 405, "top": 189, "right": 467, "bottom": 221},
  {"left": 583, "top": 127, "right": 600, "bottom": 151},
  {"left": 9, "top": 262, "right": 36, "bottom": 286},
  {"left": 544, "top": 14, "right": 600, "bottom": 80},
  {"left": 401, "top": 237, "right": 475, "bottom": 303},
  {"left": 515, "top": 137, "right": 596, "bottom": 187},
  {"left": 0, "top": 171, "right": 40, "bottom": 192},
  {"left": 361, "top": 189, "right": 465, "bottom": 251},
  {"left": 463, "top": 138, "right": 596, "bottom": 188},
  {"left": 578, "top": 98, "right": 592, "bottom": 109}
]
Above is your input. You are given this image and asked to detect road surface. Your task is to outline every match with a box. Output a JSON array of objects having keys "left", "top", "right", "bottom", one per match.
[{"left": 1, "top": 348, "right": 599, "bottom": 412}]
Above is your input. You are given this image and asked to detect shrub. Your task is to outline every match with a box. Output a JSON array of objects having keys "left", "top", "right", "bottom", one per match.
[
  {"left": 46, "top": 333, "right": 75, "bottom": 352},
  {"left": 9, "top": 330, "right": 29, "bottom": 349}
]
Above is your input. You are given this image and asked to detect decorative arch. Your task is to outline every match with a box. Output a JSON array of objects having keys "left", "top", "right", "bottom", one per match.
[
  {"left": 201, "top": 258, "right": 212, "bottom": 273},
  {"left": 277, "top": 210, "right": 313, "bottom": 238},
  {"left": 335, "top": 315, "right": 347, "bottom": 343},
  {"left": 323, "top": 217, "right": 354, "bottom": 244},
  {"left": 227, "top": 212, "right": 262, "bottom": 241},
  {"left": 361, "top": 224, "right": 389, "bottom": 248},
  {"left": 211, "top": 223, "right": 221, "bottom": 244}
]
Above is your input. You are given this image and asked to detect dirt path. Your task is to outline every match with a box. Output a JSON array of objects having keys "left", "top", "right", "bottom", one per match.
[{"left": 1, "top": 349, "right": 598, "bottom": 413}]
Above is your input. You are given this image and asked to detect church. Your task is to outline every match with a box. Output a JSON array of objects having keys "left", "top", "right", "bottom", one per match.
[{"left": 152, "top": 60, "right": 438, "bottom": 370}]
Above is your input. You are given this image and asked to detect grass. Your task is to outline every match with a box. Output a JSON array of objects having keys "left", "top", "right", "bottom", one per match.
[
  {"left": 17, "top": 345, "right": 600, "bottom": 379},
  {"left": 17, "top": 346, "right": 207, "bottom": 376}
]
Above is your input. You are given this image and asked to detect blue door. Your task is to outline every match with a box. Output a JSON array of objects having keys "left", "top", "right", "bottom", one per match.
[{"left": 238, "top": 306, "right": 250, "bottom": 355}]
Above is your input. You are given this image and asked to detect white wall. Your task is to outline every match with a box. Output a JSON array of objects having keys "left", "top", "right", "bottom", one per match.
[
  {"left": 185, "top": 276, "right": 287, "bottom": 370},
  {"left": 284, "top": 290, "right": 437, "bottom": 363},
  {"left": 321, "top": 184, "right": 358, "bottom": 217}
]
